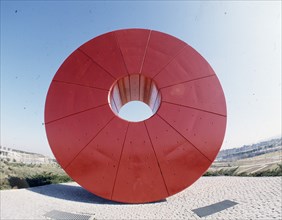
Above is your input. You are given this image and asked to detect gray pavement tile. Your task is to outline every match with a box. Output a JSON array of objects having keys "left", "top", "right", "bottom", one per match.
[
  {"left": 192, "top": 199, "right": 238, "bottom": 217},
  {"left": 44, "top": 210, "right": 92, "bottom": 220}
]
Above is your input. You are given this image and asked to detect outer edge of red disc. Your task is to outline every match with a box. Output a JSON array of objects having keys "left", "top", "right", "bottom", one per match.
[{"left": 45, "top": 28, "right": 227, "bottom": 203}]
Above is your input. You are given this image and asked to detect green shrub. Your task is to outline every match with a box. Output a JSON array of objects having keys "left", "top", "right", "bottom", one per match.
[
  {"left": 252, "top": 164, "right": 282, "bottom": 177},
  {"left": 203, "top": 167, "right": 238, "bottom": 176},
  {"left": 25, "top": 172, "right": 52, "bottom": 187},
  {"left": 204, "top": 164, "right": 282, "bottom": 177},
  {"left": 8, "top": 176, "right": 29, "bottom": 189},
  {"left": 203, "top": 171, "right": 215, "bottom": 176},
  {"left": 0, "top": 178, "right": 10, "bottom": 190},
  {"left": 6, "top": 171, "right": 72, "bottom": 189},
  {"left": 50, "top": 174, "right": 72, "bottom": 184},
  {"left": 237, "top": 172, "right": 248, "bottom": 176}
]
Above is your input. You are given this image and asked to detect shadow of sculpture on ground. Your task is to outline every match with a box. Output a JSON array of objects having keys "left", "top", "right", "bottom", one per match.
[
  {"left": 27, "top": 182, "right": 166, "bottom": 205},
  {"left": 28, "top": 183, "right": 120, "bottom": 205}
]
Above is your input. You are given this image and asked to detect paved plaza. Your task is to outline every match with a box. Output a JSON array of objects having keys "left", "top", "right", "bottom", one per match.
[{"left": 1, "top": 177, "right": 281, "bottom": 219}]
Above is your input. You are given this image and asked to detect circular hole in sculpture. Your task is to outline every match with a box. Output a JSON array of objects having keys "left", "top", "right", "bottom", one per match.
[
  {"left": 108, "top": 74, "right": 161, "bottom": 122},
  {"left": 119, "top": 101, "right": 153, "bottom": 122}
]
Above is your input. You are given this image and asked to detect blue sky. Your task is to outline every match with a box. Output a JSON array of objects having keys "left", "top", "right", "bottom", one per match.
[{"left": 1, "top": 1, "right": 281, "bottom": 157}]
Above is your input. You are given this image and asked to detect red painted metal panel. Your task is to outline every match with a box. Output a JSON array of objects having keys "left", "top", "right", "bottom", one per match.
[
  {"left": 79, "top": 32, "right": 127, "bottom": 79},
  {"left": 115, "top": 29, "right": 150, "bottom": 74},
  {"left": 45, "top": 81, "right": 109, "bottom": 123},
  {"left": 158, "top": 103, "right": 226, "bottom": 162},
  {"left": 145, "top": 115, "right": 211, "bottom": 195},
  {"left": 53, "top": 50, "right": 91, "bottom": 82},
  {"left": 45, "top": 105, "right": 114, "bottom": 168},
  {"left": 142, "top": 30, "right": 187, "bottom": 78},
  {"left": 65, "top": 118, "right": 128, "bottom": 199},
  {"left": 53, "top": 50, "right": 115, "bottom": 90},
  {"left": 141, "top": 76, "right": 152, "bottom": 104},
  {"left": 45, "top": 29, "right": 227, "bottom": 204},
  {"left": 112, "top": 123, "right": 169, "bottom": 203},
  {"left": 154, "top": 45, "right": 215, "bottom": 88},
  {"left": 161, "top": 75, "right": 227, "bottom": 116}
]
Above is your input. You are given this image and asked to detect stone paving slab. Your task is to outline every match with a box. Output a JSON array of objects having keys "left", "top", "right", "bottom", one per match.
[
  {"left": 192, "top": 200, "right": 238, "bottom": 217},
  {"left": 1, "top": 177, "right": 281, "bottom": 220}
]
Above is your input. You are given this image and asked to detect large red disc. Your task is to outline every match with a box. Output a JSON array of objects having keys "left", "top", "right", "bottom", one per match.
[{"left": 45, "top": 29, "right": 227, "bottom": 203}]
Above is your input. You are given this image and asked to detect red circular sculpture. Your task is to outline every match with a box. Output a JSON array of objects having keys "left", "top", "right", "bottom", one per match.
[{"left": 45, "top": 29, "right": 227, "bottom": 203}]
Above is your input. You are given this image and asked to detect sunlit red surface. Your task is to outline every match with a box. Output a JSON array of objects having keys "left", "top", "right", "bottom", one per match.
[{"left": 45, "top": 29, "right": 227, "bottom": 203}]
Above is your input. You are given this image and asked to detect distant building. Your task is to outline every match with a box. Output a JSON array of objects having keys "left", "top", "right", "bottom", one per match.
[{"left": 0, "top": 146, "right": 55, "bottom": 164}]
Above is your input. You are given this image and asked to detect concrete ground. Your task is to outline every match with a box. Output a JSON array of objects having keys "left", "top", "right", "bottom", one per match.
[{"left": 1, "top": 177, "right": 281, "bottom": 220}]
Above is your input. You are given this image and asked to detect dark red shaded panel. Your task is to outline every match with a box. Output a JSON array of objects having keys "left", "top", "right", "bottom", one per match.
[
  {"left": 45, "top": 105, "right": 114, "bottom": 168},
  {"left": 53, "top": 50, "right": 115, "bottom": 90},
  {"left": 129, "top": 74, "right": 140, "bottom": 100},
  {"left": 79, "top": 32, "right": 127, "bottom": 79},
  {"left": 154, "top": 45, "right": 215, "bottom": 88},
  {"left": 65, "top": 118, "right": 128, "bottom": 199},
  {"left": 158, "top": 103, "right": 226, "bottom": 162},
  {"left": 140, "top": 75, "right": 152, "bottom": 104},
  {"left": 118, "top": 75, "right": 130, "bottom": 104},
  {"left": 161, "top": 75, "right": 227, "bottom": 116},
  {"left": 45, "top": 81, "right": 109, "bottom": 123},
  {"left": 112, "top": 123, "right": 168, "bottom": 203},
  {"left": 142, "top": 30, "right": 187, "bottom": 78},
  {"left": 145, "top": 115, "right": 211, "bottom": 195},
  {"left": 115, "top": 29, "right": 150, "bottom": 74}
]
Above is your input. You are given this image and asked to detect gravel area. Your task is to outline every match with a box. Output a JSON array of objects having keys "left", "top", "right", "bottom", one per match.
[{"left": 1, "top": 177, "right": 281, "bottom": 220}]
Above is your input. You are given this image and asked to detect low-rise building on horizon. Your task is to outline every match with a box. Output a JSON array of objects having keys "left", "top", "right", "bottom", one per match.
[{"left": 0, "top": 146, "right": 55, "bottom": 164}]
